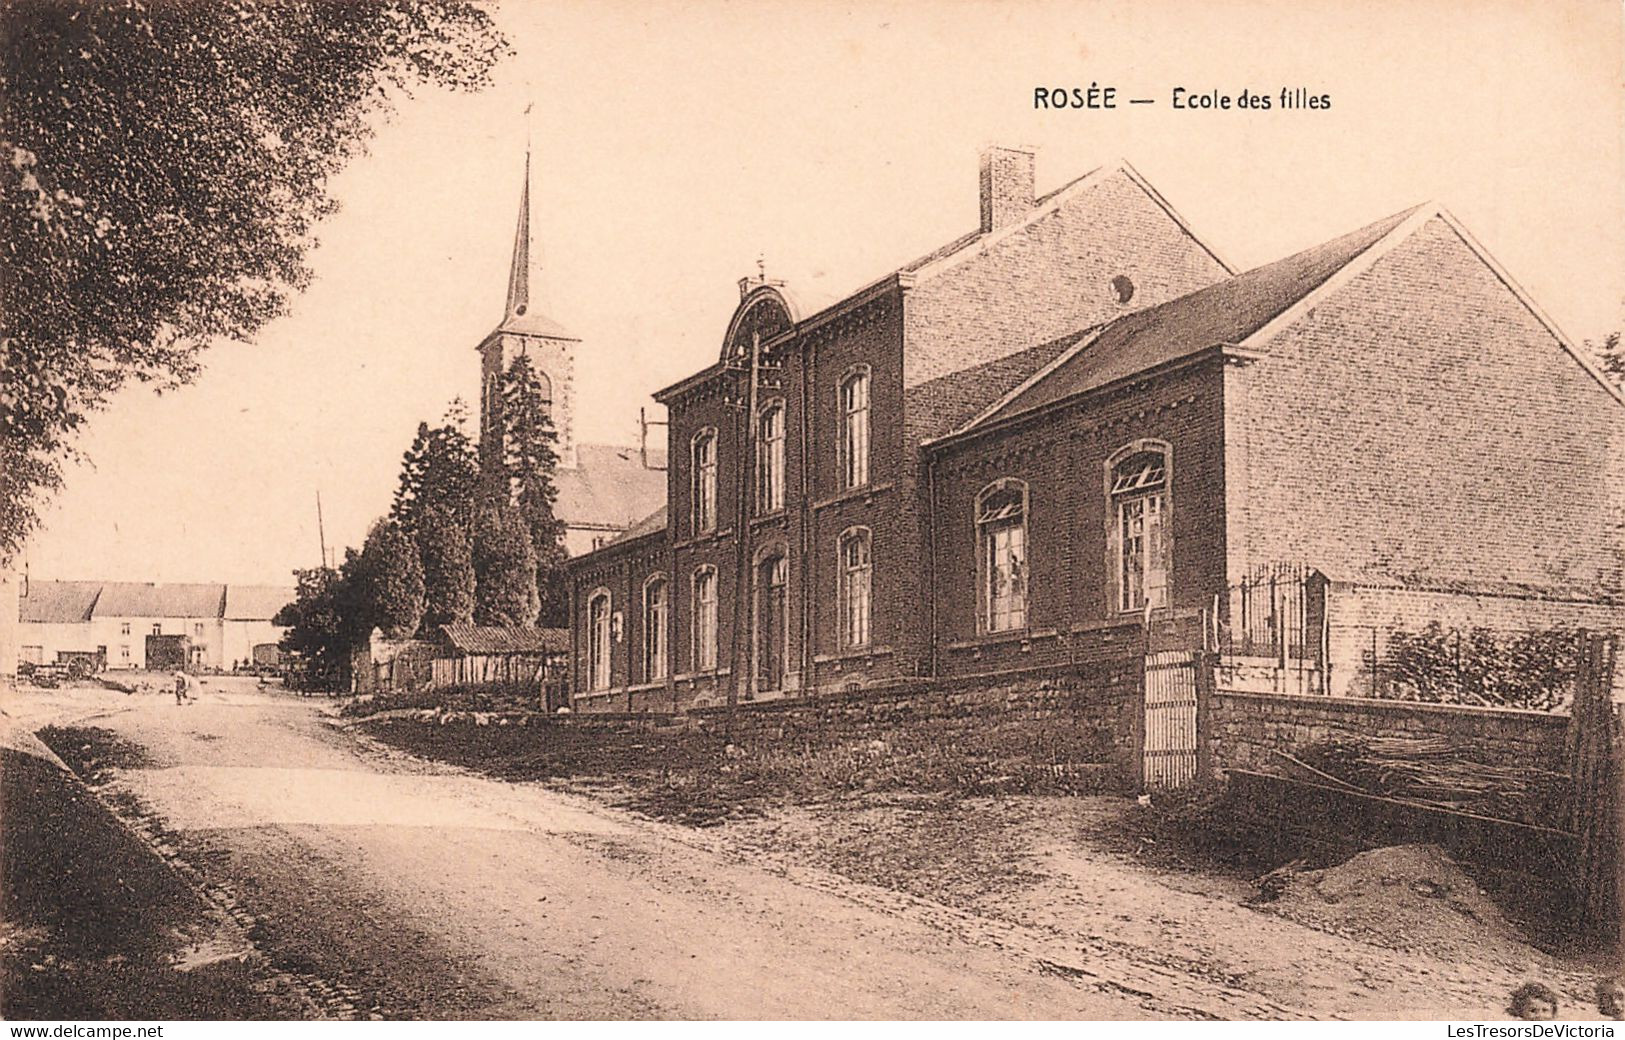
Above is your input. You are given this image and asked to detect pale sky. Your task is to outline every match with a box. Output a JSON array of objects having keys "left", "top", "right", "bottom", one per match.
[{"left": 22, "top": 0, "right": 1625, "bottom": 586}]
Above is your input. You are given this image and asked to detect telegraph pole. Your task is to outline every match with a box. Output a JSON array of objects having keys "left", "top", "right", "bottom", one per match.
[{"left": 726, "top": 327, "right": 762, "bottom": 720}]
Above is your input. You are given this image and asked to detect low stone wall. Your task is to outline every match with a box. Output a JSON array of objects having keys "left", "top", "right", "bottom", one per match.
[
  {"left": 1209, "top": 688, "right": 1568, "bottom": 824},
  {"left": 686, "top": 656, "right": 1145, "bottom": 790}
]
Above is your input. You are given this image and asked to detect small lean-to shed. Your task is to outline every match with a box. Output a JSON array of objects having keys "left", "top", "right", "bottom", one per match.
[{"left": 433, "top": 624, "right": 569, "bottom": 689}]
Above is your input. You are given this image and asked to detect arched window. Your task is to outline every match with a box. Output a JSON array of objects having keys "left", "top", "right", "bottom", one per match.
[
  {"left": 839, "top": 528, "right": 872, "bottom": 649},
  {"left": 642, "top": 575, "right": 668, "bottom": 681},
  {"left": 692, "top": 566, "right": 718, "bottom": 671},
  {"left": 976, "top": 480, "right": 1028, "bottom": 633},
  {"left": 691, "top": 428, "right": 718, "bottom": 535},
  {"left": 755, "top": 402, "right": 785, "bottom": 514},
  {"left": 754, "top": 551, "right": 789, "bottom": 691},
  {"left": 839, "top": 368, "right": 870, "bottom": 489},
  {"left": 1109, "top": 445, "right": 1170, "bottom": 613},
  {"left": 587, "top": 590, "right": 612, "bottom": 691}
]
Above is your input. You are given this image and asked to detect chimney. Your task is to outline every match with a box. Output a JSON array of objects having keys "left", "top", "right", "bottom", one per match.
[{"left": 979, "top": 145, "right": 1035, "bottom": 233}]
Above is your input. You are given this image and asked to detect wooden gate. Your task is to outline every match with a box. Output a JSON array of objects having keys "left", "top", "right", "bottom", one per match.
[{"left": 1143, "top": 650, "right": 1204, "bottom": 790}]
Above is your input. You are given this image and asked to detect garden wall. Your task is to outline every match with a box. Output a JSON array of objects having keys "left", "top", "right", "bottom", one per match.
[
  {"left": 1208, "top": 689, "right": 1569, "bottom": 824},
  {"left": 686, "top": 656, "right": 1145, "bottom": 791}
]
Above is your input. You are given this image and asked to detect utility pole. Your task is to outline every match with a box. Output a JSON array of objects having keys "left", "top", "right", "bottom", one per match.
[
  {"left": 316, "top": 491, "right": 329, "bottom": 572},
  {"left": 726, "top": 327, "right": 762, "bottom": 721}
]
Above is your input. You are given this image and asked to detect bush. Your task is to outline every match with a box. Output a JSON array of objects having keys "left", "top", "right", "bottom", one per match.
[
  {"left": 338, "top": 681, "right": 542, "bottom": 718},
  {"left": 1382, "top": 623, "right": 1576, "bottom": 711}
]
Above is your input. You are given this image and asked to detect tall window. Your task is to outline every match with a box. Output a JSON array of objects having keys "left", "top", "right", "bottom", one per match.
[
  {"left": 643, "top": 576, "right": 668, "bottom": 681},
  {"left": 692, "top": 567, "right": 718, "bottom": 671},
  {"left": 977, "top": 480, "right": 1027, "bottom": 633},
  {"left": 755, "top": 402, "right": 785, "bottom": 514},
  {"left": 691, "top": 429, "right": 717, "bottom": 534},
  {"left": 840, "top": 369, "right": 870, "bottom": 489},
  {"left": 839, "top": 528, "right": 872, "bottom": 649},
  {"left": 1111, "top": 448, "right": 1169, "bottom": 612},
  {"left": 587, "top": 591, "right": 612, "bottom": 691}
]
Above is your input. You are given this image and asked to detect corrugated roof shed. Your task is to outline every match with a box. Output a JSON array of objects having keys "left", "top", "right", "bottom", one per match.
[
  {"left": 18, "top": 580, "right": 103, "bottom": 623},
  {"left": 440, "top": 624, "right": 570, "bottom": 656},
  {"left": 224, "top": 585, "right": 296, "bottom": 621},
  {"left": 974, "top": 206, "right": 1419, "bottom": 428},
  {"left": 92, "top": 582, "right": 226, "bottom": 619}
]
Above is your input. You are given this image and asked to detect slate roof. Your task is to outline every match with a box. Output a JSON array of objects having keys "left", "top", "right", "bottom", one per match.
[
  {"left": 972, "top": 206, "right": 1420, "bottom": 429},
  {"left": 602, "top": 505, "right": 668, "bottom": 548},
  {"left": 223, "top": 585, "right": 296, "bottom": 621},
  {"left": 490, "top": 309, "right": 579, "bottom": 342},
  {"left": 555, "top": 443, "right": 668, "bottom": 533},
  {"left": 18, "top": 580, "right": 103, "bottom": 624},
  {"left": 439, "top": 624, "right": 569, "bottom": 656},
  {"left": 93, "top": 582, "right": 227, "bottom": 619}
]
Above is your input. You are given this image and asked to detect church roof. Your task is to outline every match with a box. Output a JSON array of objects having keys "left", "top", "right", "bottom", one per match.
[{"left": 554, "top": 444, "right": 668, "bottom": 533}]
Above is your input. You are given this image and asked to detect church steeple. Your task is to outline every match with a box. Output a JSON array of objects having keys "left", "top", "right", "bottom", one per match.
[
  {"left": 480, "top": 147, "right": 581, "bottom": 479},
  {"left": 504, "top": 148, "right": 540, "bottom": 322}
]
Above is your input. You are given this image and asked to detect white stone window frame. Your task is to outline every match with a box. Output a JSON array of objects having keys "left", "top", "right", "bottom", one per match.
[
  {"left": 975, "top": 478, "right": 1029, "bottom": 635},
  {"left": 691, "top": 565, "right": 719, "bottom": 672},
  {"left": 1105, "top": 439, "right": 1173, "bottom": 616},
  {"left": 838, "top": 365, "right": 871, "bottom": 491},
  {"left": 587, "top": 587, "right": 613, "bottom": 691},
  {"left": 642, "top": 572, "right": 669, "bottom": 682},
  {"left": 691, "top": 427, "right": 719, "bottom": 535},
  {"left": 838, "top": 526, "right": 873, "bottom": 649}
]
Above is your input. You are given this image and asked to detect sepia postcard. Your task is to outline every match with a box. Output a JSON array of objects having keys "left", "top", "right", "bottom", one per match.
[{"left": 2, "top": 0, "right": 1623, "bottom": 1028}]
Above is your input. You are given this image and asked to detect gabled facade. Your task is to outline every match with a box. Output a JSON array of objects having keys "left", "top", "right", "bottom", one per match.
[
  {"left": 567, "top": 154, "right": 1624, "bottom": 712},
  {"left": 566, "top": 148, "right": 1233, "bottom": 709}
]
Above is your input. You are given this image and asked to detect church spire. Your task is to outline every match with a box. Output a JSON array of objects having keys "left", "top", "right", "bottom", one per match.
[{"left": 504, "top": 148, "right": 539, "bottom": 321}]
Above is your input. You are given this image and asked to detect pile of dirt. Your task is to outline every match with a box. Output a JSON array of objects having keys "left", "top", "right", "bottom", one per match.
[{"left": 1261, "top": 844, "right": 1535, "bottom": 965}]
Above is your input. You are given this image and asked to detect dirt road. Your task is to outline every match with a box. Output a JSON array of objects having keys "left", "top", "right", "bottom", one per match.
[
  {"left": 17, "top": 681, "right": 1604, "bottom": 1021},
  {"left": 22, "top": 683, "right": 1187, "bottom": 1020}
]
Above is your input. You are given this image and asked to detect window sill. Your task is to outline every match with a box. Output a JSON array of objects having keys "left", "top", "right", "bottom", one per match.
[
  {"left": 811, "top": 481, "right": 894, "bottom": 512},
  {"left": 673, "top": 667, "right": 731, "bottom": 683},
  {"left": 673, "top": 528, "right": 734, "bottom": 551},
  {"left": 945, "top": 628, "right": 1060, "bottom": 652},
  {"left": 749, "top": 510, "right": 789, "bottom": 528},
  {"left": 812, "top": 645, "right": 896, "bottom": 665}
]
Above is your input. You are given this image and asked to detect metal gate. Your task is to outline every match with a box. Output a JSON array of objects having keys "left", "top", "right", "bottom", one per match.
[{"left": 1143, "top": 650, "right": 1201, "bottom": 790}]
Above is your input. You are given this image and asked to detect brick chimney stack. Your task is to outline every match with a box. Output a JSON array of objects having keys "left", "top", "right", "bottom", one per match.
[{"left": 979, "top": 145, "right": 1035, "bottom": 233}]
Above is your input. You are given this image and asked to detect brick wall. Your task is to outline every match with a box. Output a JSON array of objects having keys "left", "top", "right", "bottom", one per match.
[
  {"left": 1228, "top": 215, "right": 1625, "bottom": 599},
  {"left": 1208, "top": 689, "right": 1569, "bottom": 825},
  {"left": 688, "top": 655, "right": 1145, "bottom": 789}
]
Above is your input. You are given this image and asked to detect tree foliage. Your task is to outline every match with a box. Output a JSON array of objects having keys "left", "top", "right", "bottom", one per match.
[
  {"left": 501, "top": 353, "right": 566, "bottom": 625},
  {"left": 351, "top": 519, "right": 425, "bottom": 639},
  {"left": 390, "top": 400, "right": 480, "bottom": 534},
  {"left": 0, "top": 0, "right": 508, "bottom": 559},
  {"left": 274, "top": 564, "right": 366, "bottom": 691},
  {"left": 471, "top": 500, "right": 538, "bottom": 627},
  {"left": 418, "top": 506, "right": 475, "bottom": 633}
]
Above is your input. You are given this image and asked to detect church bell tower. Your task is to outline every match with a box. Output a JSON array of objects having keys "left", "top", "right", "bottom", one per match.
[{"left": 478, "top": 149, "right": 580, "bottom": 488}]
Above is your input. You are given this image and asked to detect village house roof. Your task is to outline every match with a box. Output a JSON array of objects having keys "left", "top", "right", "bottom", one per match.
[
  {"left": 439, "top": 624, "right": 570, "bottom": 656},
  {"left": 18, "top": 580, "right": 296, "bottom": 623},
  {"left": 92, "top": 582, "right": 227, "bottom": 619},
  {"left": 653, "top": 157, "right": 1233, "bottom": 405},
  {"left": 18, "top": 580, "right": 103, "bottom": 624},
  {"left": 954, "top": 200, "right": 1623, "bottom": 435},
  {"left": 954, "top": 206, "right": 1423, "bottom": 433},
  {"left": 554, "top": 443, "right": 667, "bottom": 533},
  {"left": 223, "top": 585, "right": 296, "bottom": 621}
]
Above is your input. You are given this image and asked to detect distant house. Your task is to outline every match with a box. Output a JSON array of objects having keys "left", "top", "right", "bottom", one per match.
[{"left": 16, "top": 580, "right": 294, "bottom": 671}]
